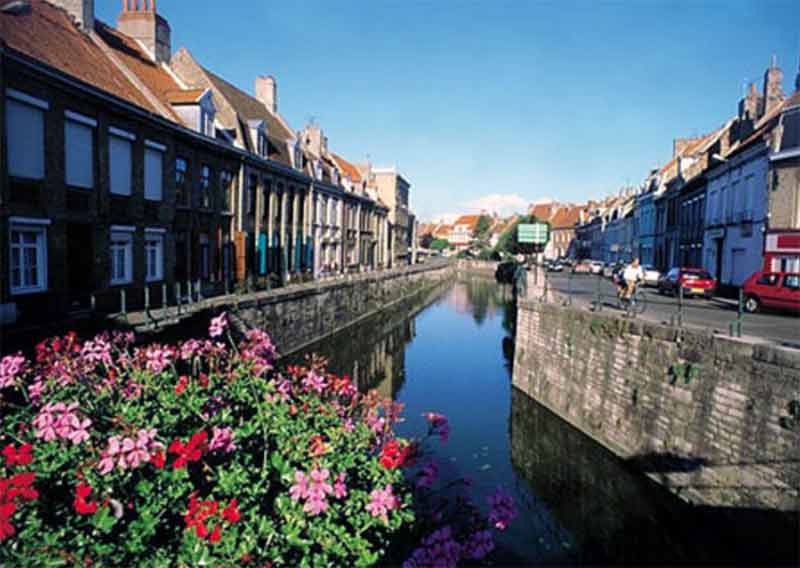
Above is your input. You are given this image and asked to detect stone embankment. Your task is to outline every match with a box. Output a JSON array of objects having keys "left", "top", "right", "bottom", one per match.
[{"left": 513, "top": 272, "right": 800, "bottom": 512}]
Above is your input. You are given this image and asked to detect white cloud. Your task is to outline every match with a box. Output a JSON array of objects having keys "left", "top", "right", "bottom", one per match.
[{"left": 462, "top": 193, "right": 529, "bottom": 217}]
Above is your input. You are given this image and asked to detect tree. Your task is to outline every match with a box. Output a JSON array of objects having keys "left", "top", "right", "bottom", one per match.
[
  {"left": 429, "top": 238, "right": 450, "bottom": 252},
  {"left": 473, "top": 215, "right": 492, "bottom": 240},
  {"left": 494, "top": 215, "right": 534, "bottom": 256},
  {"left": 420, "top": 233, "right": 434, "bottom": 249}
]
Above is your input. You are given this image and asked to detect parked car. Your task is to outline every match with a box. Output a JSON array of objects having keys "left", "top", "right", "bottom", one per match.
[
  {"left": 658, "top": 267, "right": 716, "bottom": 298},
  {"left": 742, "top": 271, "right": 800, "bottom": 313},
  {"left": 589, "top": 261, "right": 604, "bottom": 275},
  {"left": 642, "top": 265, "right": 661, "bottom": 287},
  {"left": 546, "top": 261, "right": 564, "bottom": 272},
  {"left": 573, "top": 260, "right": 592, "bottom": 274}
]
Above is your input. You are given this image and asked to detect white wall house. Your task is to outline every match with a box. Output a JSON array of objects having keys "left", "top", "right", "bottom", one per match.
[{"left": 703, "top": 143, "right": 769, "bottom": 288}]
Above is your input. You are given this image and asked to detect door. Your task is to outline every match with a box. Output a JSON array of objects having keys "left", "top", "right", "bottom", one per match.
[
  {"left": 714, "top": 239, "right": 723, "bottom": 283},
  {"left": 777, "top": 274, "right": 800, "bottom": 310},
  {"left": 175, "top": 235, "right": 188, "bottom": 283},
  {"left": 66, "top": 223, "right": 94, "bottom": 308}
]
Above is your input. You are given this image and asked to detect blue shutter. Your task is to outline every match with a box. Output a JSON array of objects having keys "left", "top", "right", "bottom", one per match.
[{"left": 259, "top": 233, "right": 267, "bottom": 275}]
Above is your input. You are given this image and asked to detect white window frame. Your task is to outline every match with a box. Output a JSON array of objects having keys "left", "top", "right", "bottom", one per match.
[
  {"left": 109, "top": 127, "right": 135, "bottom": 196},
  {"left": 110, "top": 225, "right": 135, "bottom": 285},
  {"left": 144, "top": 140, "right": 166, "bottom": 201},
  {"left": 6, "top": 89, "right": 48, "bottom": 181},
  {"left": 8, "top": 217, "right": 50, "bottom": 295},
  {"left": 145, "top": 228, "right": 166, "bottom": 282}
]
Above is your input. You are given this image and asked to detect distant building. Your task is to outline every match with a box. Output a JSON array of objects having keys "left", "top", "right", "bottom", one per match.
[{"left": 449, "top": 215, "right": 481, "bottom": 248}]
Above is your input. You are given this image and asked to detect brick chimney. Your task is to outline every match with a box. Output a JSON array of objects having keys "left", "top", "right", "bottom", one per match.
[
  {"left": 761, "top": 54, "right": 784, "bottom": 116},
  {"left": 255, "top": 76, "right": 277, "bottom": 114},
  {"left": 48, "top": 0, "right": 95, "bottom": 32},
  {"left": 117, "top": 0, "right": 171, "bottom": 64}
]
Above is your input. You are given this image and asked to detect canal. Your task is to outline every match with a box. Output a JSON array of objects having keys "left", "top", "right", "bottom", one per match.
[{"left": 292, "top": 275, "right": 797, "bottom": 565}]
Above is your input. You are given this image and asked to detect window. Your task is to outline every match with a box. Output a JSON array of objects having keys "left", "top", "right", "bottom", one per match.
[
  {"left": 220, "top": 170, "right": 234, "bottom": 213},
  {"left": 756, "top": 274, "right": 778, "bottom": 286},
  {"left": 109, "top": 127, "right": 134, "bottom": 196},
  {"left": 144, "top": 141, "right": 165, "bottom": 201},
  {"left": 200, "top": 108, "right": 215, "bottom": 138},
  {"left": 9, "top": 218, "right": 49, "bottom": 294},
  {"left": 262, "top": 179, "right": 272, "bottom": 221},
  {"left": 248, "top": 174, "right": 258, "bottom": 214},
  {"left": 110, "top": 227, "right": 134, "bottom": 285},
  {"left": 783, "top": 275, "right": 800, "bottom": 290},
  {"left": 200, "top": 165, "right": 212, "bottom": 209},
  {"left": 64, "top": 111, "right": 96, "bottom": 189},
  {"left": 176, "top": 158, "right": 188, "bottom": 206},
  {"left": 6, "top": 89, "right": 47, "bottom": 180},
  {"left": 145, "top": 229, "right": 165, "bottom": 282},
  {"left": 258, "top": 132, "right": 268, "bottom": 157},
  {"left": 199, "top": 234, "right": 210, "bottom": 280}
]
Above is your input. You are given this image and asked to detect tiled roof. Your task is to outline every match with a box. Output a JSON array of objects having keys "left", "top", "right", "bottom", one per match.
[
  {"left": 432, "top": 224, "right": 452, "bottom": 238},
  {"left": 331, "top": 153, "right": 362, "bottom": 183},
  {"left": 94, "top": 21, "right": 183, "bottom": 123},
  {"left": 550, "top": 205, "right": 585, "bottom": 229},
  {"left": 529, "top": 203, "right": 557, "bottom": 221},
  {"left": 1, "top": 0, "right": 157, "bottom": 114},
  {"left": 165, "top": 88, "right": 206, "bottom": 105},
  {"left": 453, "top": 215, "right": 481, "bottom": 230},
  {"left": 202, "top": 68, "right": 294, "bottom": 166}
]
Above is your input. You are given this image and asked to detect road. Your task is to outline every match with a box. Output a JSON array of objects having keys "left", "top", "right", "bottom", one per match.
[{"left": 542, "top": 271, "right": 800, "bottom": 347}]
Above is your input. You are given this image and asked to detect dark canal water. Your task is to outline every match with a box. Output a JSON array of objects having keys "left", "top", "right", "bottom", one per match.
[{"left": 293, "top": 276, "right": 799, "bottom": 566}]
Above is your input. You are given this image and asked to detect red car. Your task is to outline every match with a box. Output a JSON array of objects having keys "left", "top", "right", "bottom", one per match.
[
  {"left": 658, "top": 267, "right": 716, "bottom": 299},
  {"left": 742, "top": 271, "right": 800, "bottom": 313}
]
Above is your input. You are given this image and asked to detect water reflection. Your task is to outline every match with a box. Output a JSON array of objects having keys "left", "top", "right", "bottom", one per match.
[
  {"left": 286, "top": 283, "right": 447, "bottom": 397},
  {"left": 291, "top": 275, "right": 797, "bottom": 565}
]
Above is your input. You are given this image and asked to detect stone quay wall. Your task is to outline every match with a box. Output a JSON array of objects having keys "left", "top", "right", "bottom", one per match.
[
  {"left": 512, "top": 298, "right": 800, "bottom": 511},
  {"left": 455, "top": 259, "right": 498, "bottom": 276},
  {"left": 228, "top": 260, "right": 454, "bottom": 356}
]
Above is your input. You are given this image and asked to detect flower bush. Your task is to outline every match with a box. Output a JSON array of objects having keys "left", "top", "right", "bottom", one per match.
[{"left": 0, "top": 316, "right": 515, "bottom": 566}]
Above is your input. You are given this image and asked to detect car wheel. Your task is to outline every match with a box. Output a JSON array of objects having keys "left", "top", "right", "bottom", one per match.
[{"left": 744, "top": 295, "right": 760, "bottom": 314}]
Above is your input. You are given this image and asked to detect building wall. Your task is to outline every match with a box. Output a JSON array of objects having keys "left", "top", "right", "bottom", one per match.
[
  {"left": 703, "top": 147, "right": 769, "bottom": 287},
  {"left": 512, "top": 300, "right": 800, "bottom": 511}
]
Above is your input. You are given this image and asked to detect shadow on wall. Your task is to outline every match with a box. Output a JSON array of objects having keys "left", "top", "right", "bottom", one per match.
[{"left": 510, "top": 388, "right": 799, "bottom": 566}]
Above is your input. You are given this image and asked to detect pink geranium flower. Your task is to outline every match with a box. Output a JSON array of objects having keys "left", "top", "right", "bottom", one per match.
[
  {"left": 209, "top": 313, "right": 228, "bottom": 338},
  {"left": 366, "top": 484, "right": 399, "bottom": 523}
]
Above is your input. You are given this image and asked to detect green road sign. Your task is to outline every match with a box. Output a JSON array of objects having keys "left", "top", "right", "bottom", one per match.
[{"left": 517, "top": 222, "right": 550, "bottom": 245}]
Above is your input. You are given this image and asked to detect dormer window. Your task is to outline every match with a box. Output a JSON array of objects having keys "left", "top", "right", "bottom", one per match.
[
  {"left": 168, "top": 89, "right": 215, "bottom": 138},
  {"left": 314, "top": 161, "right": 323, "bottom": 181},
  {"left": 248, "top": 119, "right": 269, "bottom": 158},
  {"left": 293, "top": 142, "right": 303, "bottom": 170},
  {"left": 331, "top": 168, "right": 340, "bottom": 186}
]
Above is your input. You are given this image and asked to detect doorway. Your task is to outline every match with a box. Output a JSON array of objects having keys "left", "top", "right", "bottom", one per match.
[{"left": 66, "top": 223, "right": 94, "bottom": 309}]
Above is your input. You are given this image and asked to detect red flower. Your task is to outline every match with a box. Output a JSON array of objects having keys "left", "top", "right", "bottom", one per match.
[
  {"left": 2, "top": 443, "right": 33, "bottom": 467},
  {"left": 73, "top": 482, "right": 99, "bottom": 515},
  {"left": 208, "top": 524, "right": 222, "bottom": 543},
  {"left": 168, "top": 431, "right": 208, "bottom": 469},
  {"left": 221, "top": 499, "right": 240, "bottom": 524},
  {"left": 149, "top": 450, "right": 165, "bottom": 469},
  {"left": 379, "top": 439, "right": 412, "bottom": 469},
  {"left": 198, "top": 373, "right": 209, "bottom": 388},
  {"left": 175, "top": 375, "right": 189, "bottom": 394}
]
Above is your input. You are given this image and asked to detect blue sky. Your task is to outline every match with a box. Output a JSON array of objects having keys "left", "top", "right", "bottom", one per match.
[{"left": 97, "top": 0, "right": 800, "bottom": 221}]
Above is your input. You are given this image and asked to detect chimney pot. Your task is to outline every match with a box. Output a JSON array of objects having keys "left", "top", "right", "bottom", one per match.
[
  {"left": 117, "top": 0, "right": 171, "bottom": 63},
  {"left": 255, "top": 75, "right": 277, "bottom": 114}
]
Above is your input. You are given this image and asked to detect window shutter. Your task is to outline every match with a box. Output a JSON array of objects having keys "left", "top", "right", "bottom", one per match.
[
  {"left": 109, "top": 135, "right": 133, "bottom": 196},
  {"left": 7, "top": 99, "right": 45, "bottom": 179},
  {"left": 235, "top": 231, "right": 247, "bottom": 281},
  {"left": 65, "top": 120, "right": 94, "bottom": 188},
  {"left": 145, "top": 148, "right": 163, "bottom": 200}
]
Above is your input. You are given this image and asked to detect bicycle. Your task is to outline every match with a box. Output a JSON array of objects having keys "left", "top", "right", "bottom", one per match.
[{"left": 617, "top": 280, "right": 647, "bottom": 317}]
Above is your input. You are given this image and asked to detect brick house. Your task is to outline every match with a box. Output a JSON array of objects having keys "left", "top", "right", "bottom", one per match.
[{"left": 1, "top": 0, "right": 240, "bottom": 325}]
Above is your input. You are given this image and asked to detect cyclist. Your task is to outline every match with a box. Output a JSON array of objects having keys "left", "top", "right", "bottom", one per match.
[{"left": 619, "top": 258, "right": 644, "bottom": 301}]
